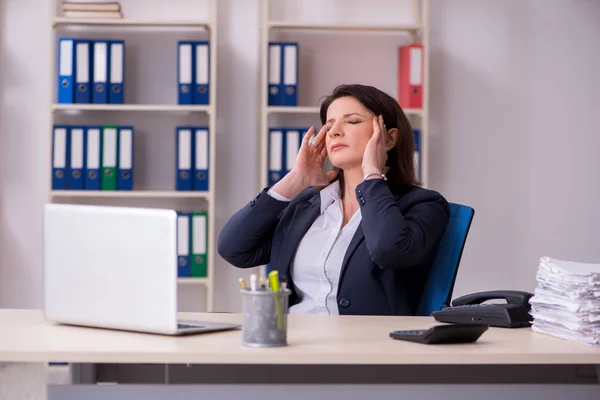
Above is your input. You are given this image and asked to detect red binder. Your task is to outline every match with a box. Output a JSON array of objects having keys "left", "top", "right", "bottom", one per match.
[{"left": 398, "top": 43, "right": 424, "bottom": 109}]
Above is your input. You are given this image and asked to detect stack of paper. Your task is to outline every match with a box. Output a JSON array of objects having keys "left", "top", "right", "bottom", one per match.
[
  {"left": 529, "top": 256, "right": 600, "bottom": 346},
  {"left": 62, "top": 1, "right": 123, "bottom": 19}
]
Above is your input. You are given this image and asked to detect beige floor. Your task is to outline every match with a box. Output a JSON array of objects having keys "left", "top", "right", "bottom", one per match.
[{"left": 0, "top": 363, "right": 70, "bottom": 400}]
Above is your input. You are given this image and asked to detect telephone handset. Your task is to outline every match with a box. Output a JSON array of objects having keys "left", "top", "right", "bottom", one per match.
[
  {"left": 432, "top": 290, "right": 534, "bottom": 328},
  {"left": 452, "top": 290, "right": 533, "bottom": 307}
]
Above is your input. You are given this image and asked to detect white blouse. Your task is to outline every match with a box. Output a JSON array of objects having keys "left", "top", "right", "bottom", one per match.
[{"left": 268, "top": 180, "right": 362, "bottom": 315}]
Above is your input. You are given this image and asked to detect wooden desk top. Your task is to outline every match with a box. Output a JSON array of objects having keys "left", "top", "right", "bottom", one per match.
[{"left": 0, "top": 309, "right": 598, "bottom": 365}]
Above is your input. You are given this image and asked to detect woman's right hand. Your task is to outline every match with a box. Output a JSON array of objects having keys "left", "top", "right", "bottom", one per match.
[{"left": 271, "top": 126, "right": 338, "bottom": 199}]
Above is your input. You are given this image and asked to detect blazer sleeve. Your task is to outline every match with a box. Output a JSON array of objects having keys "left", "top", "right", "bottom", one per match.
[
  {"left": 356, "top": 179, "right": 450, "bottom": 270},
  {"left": 217, "top": 187, "right": 290, "bottom": 269}
]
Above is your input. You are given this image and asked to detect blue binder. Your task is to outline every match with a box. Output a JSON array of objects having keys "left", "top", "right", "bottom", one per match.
[
  {"left": 413, "top": 129, "right": 420, "bottom": 180},
  {"left": 108, "top": 40, "right": 125, "bottom": 104},
  {"left": 58, "top": 38, "right": 75, "bottom": 104},
  {"left": 283, "top": 128, "right": 302, "bottom": 175},
  {"left": 282, "top": 42, "right": 298, "bottom": 106},
  {"left": 117, "top": 126, "right": 134, "bottom": 190},
  {"left": 92, "top": 40, "right": 109, "bottom": 104},
  {"left": 67, "top": 126, "right": 86, "bottom": 190},
  {"left": 178, "top": 41, "right": 194, "bottom": 105},
  {"left": 193, "top": 127, "right": 209, "bottom": 191},
  {"left": 74, "top": 40, "right": 92, "bottom": 104},
  {"left": 193, "top": 41, "right": 210, "bottom": 105},
  {"left": 84, "top": 126, "right": 102, "bottom": 190},
  {"left": 52, "top": 126, "right": 70, "bottom": 190},
  {"left": 177, "top": 212, "right": 191, "bottom": 277},
  {"left": 268, "top": 42, "right": 283, "bottom": 106},
  {"left": 268, "top": 128, "right": 285, "bottom": 185},
  {"left": 176, "top": 127, "right": 193, "bottom": 190}
]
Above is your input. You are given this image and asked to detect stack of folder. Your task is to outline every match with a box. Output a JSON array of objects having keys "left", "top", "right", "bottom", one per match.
[
  {"left": 268, "top": 127, "right": 307, "bottom": 185},
  {"left": 61, "top": 1, "right": 123, "bottom": 19},
  {"left": 176, "top": 126, "right": 209, "bottom": 191},
  {"left": 529, "top": 256, "right": 600, "bottom": 346},
  {"left": 52, "top": 125, "right": 133, "bottom": 191},
  {"left": 177, "top": 211, "right": 208, "bottom": 278},
  {"left": 268, "top": 41, "right": 298, "bottom": 106},
  {"left": 58, "top": 38, "right": 125, "bottom": 104},
  {"left": 178, "top": 41, "right": 210, "bottom": 105}
]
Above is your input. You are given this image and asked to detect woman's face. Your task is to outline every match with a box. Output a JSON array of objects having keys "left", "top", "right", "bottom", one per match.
[{"left": 324, "top": 96, "right": 375, "bottom": 170}]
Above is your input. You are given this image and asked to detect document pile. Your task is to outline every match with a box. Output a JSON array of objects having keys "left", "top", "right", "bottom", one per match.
[
  {"left": 62, "top": 1, "right": 123, "bottom": 19},
  {"left": 529, "top": 256, "right": 600, "bottom": 346}
]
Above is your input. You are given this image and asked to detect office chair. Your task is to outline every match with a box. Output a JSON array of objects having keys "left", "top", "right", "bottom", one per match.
[{"left": 415, "top": 202, "right": 475, "bottom": 316}]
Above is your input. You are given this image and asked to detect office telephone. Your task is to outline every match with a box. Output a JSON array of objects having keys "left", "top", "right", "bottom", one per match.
[{"left": 431, "top": 290, "right": 534, "bottom": 328}]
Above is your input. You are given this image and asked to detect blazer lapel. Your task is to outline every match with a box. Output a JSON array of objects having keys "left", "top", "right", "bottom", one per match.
[
  {"left": 277, "top": 195, "right": 321, "bottom": 280},
  {"left": 338, "top": 190, "right": 405, "bottom": 285},
  {"left": 339, "top": 223, "right": 365, "bottom": 285}
]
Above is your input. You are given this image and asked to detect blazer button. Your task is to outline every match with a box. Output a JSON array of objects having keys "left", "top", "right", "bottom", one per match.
[
  {"left": 250, "top": 199, "right": 256, "bottom": 206},
  {"left": 359, "top": 198, "right": 366, "bottom": 206},
  {"left": 357, "top": 190, "right": 362, "bottom": 196},
  {"left": 339, "top": 298, "right": 350, "bottom": 308}
]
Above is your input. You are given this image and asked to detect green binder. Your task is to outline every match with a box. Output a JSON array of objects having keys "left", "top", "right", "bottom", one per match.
[
  {"left": 101, "top": 126, "right": 118, "bottom": 190},
  {"left": 190, "top": 211, "right": 208, "bottom": 277}
]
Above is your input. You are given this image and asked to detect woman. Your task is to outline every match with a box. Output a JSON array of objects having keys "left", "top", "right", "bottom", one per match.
[{"left": 217, "top": 84, "right": 450, "bottom": 316}]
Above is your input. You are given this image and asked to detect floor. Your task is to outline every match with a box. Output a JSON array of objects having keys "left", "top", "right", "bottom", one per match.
[{"left": 0, "top": 363, "right": 70, "bottom": 400}]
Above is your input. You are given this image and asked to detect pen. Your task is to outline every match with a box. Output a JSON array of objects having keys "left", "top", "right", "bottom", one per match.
[
  {"left": 268, "top": 270, "right": 284, "bottom": 330},
  {"left": 250, "top": 274, "right": 257, "bottom": 291},
  {"left": 239, "top": 277, "right": 248, "bottom": 290}
]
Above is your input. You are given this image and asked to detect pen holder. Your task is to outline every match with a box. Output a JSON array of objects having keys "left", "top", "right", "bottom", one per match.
[{"left": 241, "top": 289, "right": 291, "bottom": 348}]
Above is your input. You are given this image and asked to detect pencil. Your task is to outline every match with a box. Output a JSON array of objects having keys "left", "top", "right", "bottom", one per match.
[{"left": 239, "top": 277, "right": 248, "bottom": 290}]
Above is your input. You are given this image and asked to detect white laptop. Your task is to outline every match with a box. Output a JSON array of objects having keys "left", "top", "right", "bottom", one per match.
[{"left": 43, "top": 203, "right": 240, "bottom": 335}]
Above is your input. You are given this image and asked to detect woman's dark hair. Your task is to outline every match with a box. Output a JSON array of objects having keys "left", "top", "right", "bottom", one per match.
[{"left": 319, "top": 84, "right": 420, "bottom": 191}]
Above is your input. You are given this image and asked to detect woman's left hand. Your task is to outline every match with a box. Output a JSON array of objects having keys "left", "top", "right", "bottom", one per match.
[{"left": 362, "top": 115, "right": 390, "bottom": 177}]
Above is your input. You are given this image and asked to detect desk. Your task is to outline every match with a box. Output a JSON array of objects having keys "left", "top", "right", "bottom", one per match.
[{"left": 1, "top": 309, "right": 599, "bottom": 399}]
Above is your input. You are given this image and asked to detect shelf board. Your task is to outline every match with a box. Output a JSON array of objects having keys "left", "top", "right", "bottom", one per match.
[
  {"left": 403, "top": 108, "right": 423, "bottom": 116},
  {"left": 50, "top": 190, "right": 211, "bottom": 199},
  {"left": 52, "top": 104, "right": 211, "bottom": 113},
  {"left": 267, "top": 106, "right": 422, "bottom": 117},
  {"left": 53, "top": 17, "right": 211, "bottom": 29},
  {"left": 267, "top": 106, "right": 320, "bottom": 114},
  {"left": 268, "top": 21, "right": 422, "bottom": 33},
  {"left": 178, "top": 278, "right": 209, "bottom": 284}
]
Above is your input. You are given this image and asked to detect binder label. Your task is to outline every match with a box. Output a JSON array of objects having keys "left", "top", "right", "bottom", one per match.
[
  {"left": 60, "top": 40, "right": 73, "bottom": 77},
  {"left": 53, "top": 128, "right": 67, "bottom": 169},
  {"left": 110, "top": 43, "right": 124, "bottom": 84},
  {"left": 179, "top": 44, "right": 192, "bottom": 85},
  {"left": 87, "top": 128, "right": 100, "bottom": 170}
]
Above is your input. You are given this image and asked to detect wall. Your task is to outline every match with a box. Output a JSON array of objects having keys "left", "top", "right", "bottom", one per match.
[
  {"left": 1, "top": 0, "right": 600, "bottom": 311},
  {"left": 428, "top": 0, "right": 600, "bottom": 297}
]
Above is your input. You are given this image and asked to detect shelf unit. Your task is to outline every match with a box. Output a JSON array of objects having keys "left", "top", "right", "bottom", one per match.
[
  {"left": 48, "top": 0, "right": 218, "bottom": 311},
  {"left": 258, "top": 0, "right": 430, "bottom": 277},
  {"left": 259, "top": 0, "right": 430, "bottom": 192}
]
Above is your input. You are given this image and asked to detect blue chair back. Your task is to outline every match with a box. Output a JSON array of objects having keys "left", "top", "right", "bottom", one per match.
[{"left": 416, "top": 202, "right": 474, "bottom": 316}]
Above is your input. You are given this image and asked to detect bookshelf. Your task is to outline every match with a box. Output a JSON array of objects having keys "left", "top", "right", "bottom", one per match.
[
  {"left": 259, "top": 0, "right": 430, "bottom": 191},
  {"left": 257, "top": 0, "right": 430, "bottom": 277},
  {"left": 48, "top": 0, "right": 218, "bottom": 311}
]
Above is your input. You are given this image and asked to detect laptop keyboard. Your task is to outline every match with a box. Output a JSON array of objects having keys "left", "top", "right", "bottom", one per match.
[{"left": 178, "top": 323, "right": 204, "bottom": 329}]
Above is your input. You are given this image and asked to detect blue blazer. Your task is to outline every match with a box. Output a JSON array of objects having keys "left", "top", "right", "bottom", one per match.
[{"left": 217, "top": 178, "right": 450, "bottom": 316}]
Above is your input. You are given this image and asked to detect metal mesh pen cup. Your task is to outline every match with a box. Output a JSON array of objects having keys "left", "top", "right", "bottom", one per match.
[{"left": 241, "top": 289, "right": 291, "bottom": 347}]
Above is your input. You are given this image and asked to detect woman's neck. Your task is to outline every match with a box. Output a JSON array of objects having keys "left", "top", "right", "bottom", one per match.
[{"left": 341, "top": 167, "right": 364, "bottom": 202}]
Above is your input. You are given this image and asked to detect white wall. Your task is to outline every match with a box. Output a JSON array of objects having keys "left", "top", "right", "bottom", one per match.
[
  {"left": 1, "top": 0, "right": 600, "bottom": 311},
  {"left": 428, "top": 0, "right": 600, "bottom": 298}
]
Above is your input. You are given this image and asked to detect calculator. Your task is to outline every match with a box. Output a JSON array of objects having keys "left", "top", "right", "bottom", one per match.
[{"left": 389, "top": 323, "right": 488, "bottom": 344}]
